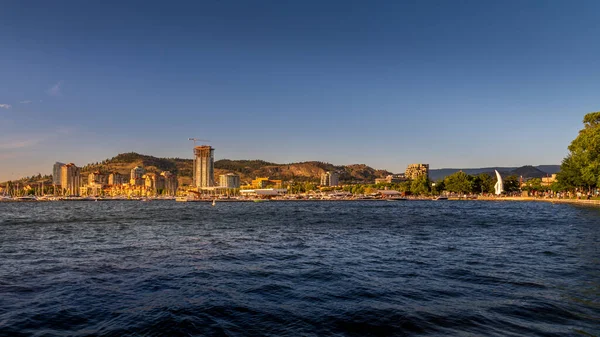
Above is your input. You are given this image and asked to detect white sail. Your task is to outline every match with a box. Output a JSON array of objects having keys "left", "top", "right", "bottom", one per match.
[{"left": 494, "top": 170, "right": 504, "bottom": 195}]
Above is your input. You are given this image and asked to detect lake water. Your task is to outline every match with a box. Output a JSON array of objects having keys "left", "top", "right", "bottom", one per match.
[{"left": 0, "top": 200, "right": 598, "bottom": 336}]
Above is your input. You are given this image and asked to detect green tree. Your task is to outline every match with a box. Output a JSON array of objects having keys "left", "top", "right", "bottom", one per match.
[
  {"left": 410, "top": 176, "right": 430, "bottom": 195},
  {"left": 558, "top": 111, "right": 600, "bottom": 190},
  {"left": 444, "top": 171, "right": 472, "bottom": 194},
  {"left": 556, "top": 155, "right": 583, "bottom": 190},
  {"left": 304, "top": 182, "right": 317, "bottom": 191},
  {"left": 522, "top": 178, "right": 543, "bottom": 192},
  {"left": 549, "top": 181, "right": 562, "bottom": 193},
  {"left": 431, "top": 179, "right": 445, "bottom": 194},
  {"left": 477, "top": 173, "right": 495, "bottom": 194},
  {"left": 503, "top": 175, "right": 520, "bottom": 192},
  {"left": 398, "top": 181, "right": 412, "bottom": 193},
  {"left": 364, "top": 186, "right": 378, "bottom": 195},
  {"left": 352, "top": 184, "right": 365, "bottom": 195}
]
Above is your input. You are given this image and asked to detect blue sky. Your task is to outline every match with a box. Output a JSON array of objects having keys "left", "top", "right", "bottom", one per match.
[{"left": 1, "top": 0, "right": 599, "bottom": 181}]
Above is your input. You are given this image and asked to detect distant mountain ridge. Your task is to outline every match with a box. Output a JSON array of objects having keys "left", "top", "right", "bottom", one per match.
[{"left": 428, "top": 165, "right": 560, "bottom": 181}]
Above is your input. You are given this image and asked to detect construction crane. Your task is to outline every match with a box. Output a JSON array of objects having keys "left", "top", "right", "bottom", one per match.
[{"left": 188, "top": 138, "right": 210, "bottom": 146}]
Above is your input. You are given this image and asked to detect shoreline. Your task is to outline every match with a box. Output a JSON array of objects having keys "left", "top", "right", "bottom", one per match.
[
  {"left": 2, "top": 196, "right": 600, "bottom": 207},
  {"left": 475, "top": 196, "right": 600, "bottom": 207}
]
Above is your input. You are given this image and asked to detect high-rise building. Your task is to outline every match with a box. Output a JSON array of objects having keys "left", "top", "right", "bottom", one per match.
[
  {"left": 130, "top": 166, "right": 145, "bottom": 186},
  {"left": 193, "top": 146, "right": 215, "bottom": 188},
  {"left": 219, "top": 173, "right": 241, "bottom": 189},
  {"left": 143, "top": 173, "right": 164, "bottom": 191},
  {"left": 375, "top": 174, "right": 407, "bottom": 184},
  {"left": 161, "top": 171, "right": 178, "bottom": 196},
  {"left": 130, "top": 166, "right": 145, "bottom": 180},
  {"left": 53, "top": 162, "right": 65, "bottom": 185},
  {"left": 60, "top": 163, "right": 81, "bottom": 196},
  {"left": 405, "top": 164, "right": 429, "bottom": 180},
  {"left": 88, "top": 171, "right": 106, "bottom": 185},
  {"left": 321, "top": 171, "right": 339, "bottom": 186},
  {"left": 108, "top": 172, "right": 124, "bottom": 185}
]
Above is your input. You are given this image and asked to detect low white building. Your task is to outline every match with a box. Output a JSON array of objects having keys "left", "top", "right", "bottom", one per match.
[
  {"left": 240, "top": 188, "right": 288, "bottom": 197},
  {"left": 220, "top": 173, "right": 241, "bottom": 189},
  {"left": 320, "top": 171, "right": 339, "bottom": 186}
]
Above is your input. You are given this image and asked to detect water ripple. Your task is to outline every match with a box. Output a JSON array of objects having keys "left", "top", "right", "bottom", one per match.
[{"left": 0, "top": 200, "right": 598, "bottom": 336}]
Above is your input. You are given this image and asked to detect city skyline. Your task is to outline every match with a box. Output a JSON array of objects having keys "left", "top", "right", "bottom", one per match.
[{"left": 2, "top": 1, "right": 600, "bottom": 181}]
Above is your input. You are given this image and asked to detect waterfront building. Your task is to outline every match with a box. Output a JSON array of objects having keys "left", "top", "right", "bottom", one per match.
[
  {"left": 161, "top": 171, "right": 178, "bottom": 196},
  {"left": 193, "top": 145, "right": 215, "bottom": 188},
  {"left": 130, "top": 166, "right": 145, "bottom": 180},
  {"left": 239, "top": 188, "right": 288, "bottom": 198},
  {"left": 375, "top": 178, "right": 387, "bottom": 184},
  {"left": 108, "top": 172, "right": 124, "bottom": 185},
  {"left": 219, "top": 173, "right": 241, "bottom": 189},
  {"left": 86, "top": 182, "right": 103, "bottom": 196},
  {"left": 52, "top": 162, "right": 65, "bottom": 185},
  {"left": 541, "top": 174, "right": 557, "bottom": 187},
  {"left": 60, "top": 163, "right": 81, "bottom": 196},
  {"left": 248, "top": 177, "right": 283, "bottom": 189},
  {"left": 405, "top": 164, "right": 429, "bottom": 180},
  {"left": 130, "top": 166, "right": 145, "bottom": 186},
  {"left": 88, "top": 171, "right": 106, "bottom": 185},
  {"left": 375, "top": 174, "right": 407, "bottom": 184},
  {"left": 143, "top": 173, "right": 165, "bottom": 191},
  {"left": 320, "top": 171, "right": 339, "bottom": 186}
]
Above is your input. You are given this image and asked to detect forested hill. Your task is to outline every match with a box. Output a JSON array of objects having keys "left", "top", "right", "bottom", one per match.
[{"left": 80, "top": 153, "right": 393, "bottom": 185}]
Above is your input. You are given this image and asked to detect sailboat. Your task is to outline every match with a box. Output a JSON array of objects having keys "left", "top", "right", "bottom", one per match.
[{"left": 212, "top": 199, "right": 216, "bottom": 206}]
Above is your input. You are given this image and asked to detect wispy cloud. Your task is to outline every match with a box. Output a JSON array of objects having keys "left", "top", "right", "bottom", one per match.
[
  {"left": 20, "top": 100, "right": 32, "bottom": 104},
  {"left": 0, "top": 104, "right": 11, "bottom": 109},
  {"left": 0, "top": 127, "right": 77, "bottom": 151},
  {"left": 0, "top": 153, "right": 19, "bottom": 160},
  {"left": 0, "top": 139, "right": 41, "bottom": 150},
  {"left": 47, "top": 81, "right": 63, "bottom": 96}
]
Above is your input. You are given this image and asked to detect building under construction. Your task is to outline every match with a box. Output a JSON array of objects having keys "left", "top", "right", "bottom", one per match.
[{"left": 193, "top": 145, "right": 215, "bottom": 188}]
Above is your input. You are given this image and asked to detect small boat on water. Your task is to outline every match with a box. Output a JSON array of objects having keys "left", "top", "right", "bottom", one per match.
[
  {"left": 212, "top": 199, "right": 216, "bottom": 206},
  {"left": 434, "top": 196, "right": 448, "bottom": 200}
]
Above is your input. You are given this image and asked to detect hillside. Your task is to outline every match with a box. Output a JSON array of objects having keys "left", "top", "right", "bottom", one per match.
[
  {"left": 79, "top": 153, "right": 393, "bottom": 185},
  {"left": 1, "top": 153, "right": 561, "bottom": 186}
]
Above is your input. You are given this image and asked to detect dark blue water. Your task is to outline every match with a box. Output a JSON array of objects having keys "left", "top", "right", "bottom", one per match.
[{"left": 0, "top": 201, "right": 598, "bottom": 336}]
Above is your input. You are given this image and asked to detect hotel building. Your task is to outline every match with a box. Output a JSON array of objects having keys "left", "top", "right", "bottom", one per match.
[
  {"left": 53, "top": 162, "right": 65, "bottom": 185},
  {"left": 321, "top": 171, "right": 339, "bottom": 187},
  {"left": 219, "top": 173, "right": 241, "bottom": 189},
  {"left": 60, "top": 163, "right": 81, "bottom": 196},
  {"left": 405, "top": 164, "right": 429, "bottom": 180},
  {"left": 161, "top": 171, "right": 178, "bottom": 195},
  {"left": 108, "top": 172, "right": 124, "bottom": 185}
]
